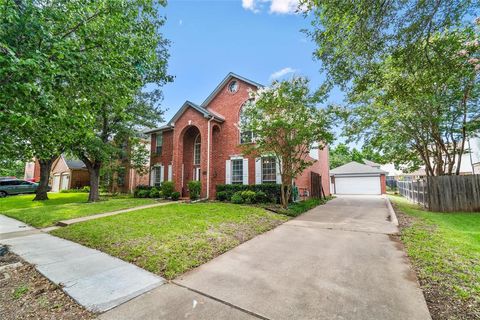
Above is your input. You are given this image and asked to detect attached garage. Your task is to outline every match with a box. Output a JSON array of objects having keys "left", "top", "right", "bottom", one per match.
[{"left": 330, "top": 161, "right": 387, "bottom": 195}]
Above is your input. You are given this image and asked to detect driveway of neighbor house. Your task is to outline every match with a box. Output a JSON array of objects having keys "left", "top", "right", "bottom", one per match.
[{"left": 102, "top": 196, "right": 431, "bottom": 320}]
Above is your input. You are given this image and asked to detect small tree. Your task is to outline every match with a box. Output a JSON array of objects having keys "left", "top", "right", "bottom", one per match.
[{"left": 241, "top": 77, "right": 333, "bottom": 208}]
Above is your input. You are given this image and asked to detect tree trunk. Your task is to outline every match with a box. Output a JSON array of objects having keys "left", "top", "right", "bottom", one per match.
[
  {"left": 33, "top": 157, "right": 56, "bottom": 201},
  {"left": 88, "top": 163, "right": 101, "bottom": 202},
  {"left": 280, "top": 184, "right": 288, "bottom": 209},
  {"left": 80, "top": 155, "right": 102, "bottom": 202}
]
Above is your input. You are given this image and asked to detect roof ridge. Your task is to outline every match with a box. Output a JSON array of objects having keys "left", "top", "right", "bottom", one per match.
[{"left": 201, "top": 72, "right": 263, "bottom": 107}]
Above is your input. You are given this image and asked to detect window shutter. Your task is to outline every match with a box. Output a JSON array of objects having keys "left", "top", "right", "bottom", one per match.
[
  {"left": 276, "top": 159, "right": 282, "bottom": 184},
  {"left": 168, "top": 165, "right": 173, "bottom": 181},
  {"left": 160, "top": 165, "right": 164, "bottom": 183},
  {"left": 150, "top": 168, "right": 155, "bottom": 186},
  {"left": 242, "top": 158, "right": 249, "bottom": 185},
  {"left": 255, "top": 158, "right": 262, "bottom": 184},
  {"left": 225, "top": 160, "right": 231, "bottom": 184}
]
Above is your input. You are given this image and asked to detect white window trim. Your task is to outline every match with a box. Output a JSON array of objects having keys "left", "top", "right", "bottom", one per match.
[
  {"left": 255, "top": 155, "right": 281, "bottom": 184},
  {"left": 167, "top": 164, "right": 173, "bottom": 181},
  {"left": 193, "top": 134, "right": 201, "bottom": 165},
  {"left": 231, "top": 158, "right": 244, "bottom": 184}
]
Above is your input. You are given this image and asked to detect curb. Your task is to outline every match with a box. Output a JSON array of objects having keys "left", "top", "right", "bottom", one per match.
[{"left": 384, "top": 197, "right": 399, "bottom": 226}]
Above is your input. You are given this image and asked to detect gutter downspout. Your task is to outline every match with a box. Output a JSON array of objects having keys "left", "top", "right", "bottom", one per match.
[{"left": 206, "top": 116, "right": 215, "bottom": 199}]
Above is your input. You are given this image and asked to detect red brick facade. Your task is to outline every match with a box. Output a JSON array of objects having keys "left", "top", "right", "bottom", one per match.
[
  {"left": 380, "top": 174, "right": 386, "bottom": 194},
  {"left": 148, "top": 73, "right": 331, "bottom": 199}
]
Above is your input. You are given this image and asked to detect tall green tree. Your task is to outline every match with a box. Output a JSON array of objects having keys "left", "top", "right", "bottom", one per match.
[
  {"left": 304, "top": 0, "right": 478, "bottom": 87},
  {"left": 241, "top": 77, "right": 333, "bottom": 208},
  {"left": 305, "top": 1, "right": 479, "bottom": 174},
  {"left": 343, "top": 29, "right": 479, "bottom": 175},
  {"left": 1, "top": 0, "right": 94, "bottom": 200},
  {"left": 329, "top": 143, "right": 383, "bottom": 169},
  {"left": 1, "top": 0, "right": 171, "bottom": 201},
  {"left": 72, "top": 0, "right": 170, "bottom": 202}
]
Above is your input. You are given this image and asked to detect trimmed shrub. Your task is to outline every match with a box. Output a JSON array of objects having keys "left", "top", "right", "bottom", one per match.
[
  {"left": 161, "top": 181, "right": 175, "bottom": 199},
  {"left": 254, "top": 191, "right": 268, "bottom": 203},
  {"left": 149, "top": 188, "right": 161, "bottom": 198},
  {"left": 240, "top": 190, "right": 256, "bottom": 204},
  {"left": 216, "top": 191, "right": 229, "bottom": 201},
  {"left": 231, "top": 192, "right": 244, "bottom": 204},
  {"left": 171, "top": 191, "right": 180, "bottom": 201},
  {"left": 134, "top": 185, "right": 153, "bottom": 198},
  {"left": 216, "top": 184, "right": 281, "bottom": 203},
  {"left": 136, "top": 189, "right": 150, "bottom": 198},
  {"left": 187, "top": 180, "right": 201, "bottom": 200}
]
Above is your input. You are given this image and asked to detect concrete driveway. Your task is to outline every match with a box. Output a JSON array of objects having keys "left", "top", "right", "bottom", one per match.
[{"left": 102, "top": 196, "right": 431, "bottom": 320}]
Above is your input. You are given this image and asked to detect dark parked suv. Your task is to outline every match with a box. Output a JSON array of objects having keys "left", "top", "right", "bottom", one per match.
[{"left": 0, "top": 179, "right": 41, "bottom": 197}]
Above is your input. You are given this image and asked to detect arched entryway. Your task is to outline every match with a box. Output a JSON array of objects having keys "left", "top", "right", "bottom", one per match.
[{"left": 181, "top": 126, "right": 201, "bottom": 197}]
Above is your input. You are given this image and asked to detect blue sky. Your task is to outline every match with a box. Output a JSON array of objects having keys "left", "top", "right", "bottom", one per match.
[{"left": 157, "top": 0, "right": 345, "bottom": 125}]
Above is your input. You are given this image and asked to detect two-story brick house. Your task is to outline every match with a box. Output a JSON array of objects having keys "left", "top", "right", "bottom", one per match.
[{"left": 146, "top": 73, "right": 330, "bottom": 199}]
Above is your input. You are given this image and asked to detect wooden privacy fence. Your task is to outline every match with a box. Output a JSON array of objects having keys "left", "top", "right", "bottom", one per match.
[
  {"left": 427, "top": 175, "right": 480, "bottom": 212},
  {"left": 398, "top": 175, "right": 480, "bottom": 212},
  {"left": 397, "top": 180, "right": 428, "bottom": 208},
  {"left": 310, "top": 172, "right": 325, "bottom": 199}
]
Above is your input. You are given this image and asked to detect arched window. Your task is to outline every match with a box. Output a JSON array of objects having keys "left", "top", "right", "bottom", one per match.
[
  {"left": 239, "top": 101, "right": 254, "bottom": 144},
  {"left": 194, "top": 134, "right": 201, "bottom": 165}
]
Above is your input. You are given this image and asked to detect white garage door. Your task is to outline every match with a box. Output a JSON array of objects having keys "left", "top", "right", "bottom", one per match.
[
  {"left": 334, "top": 176, "right": 381, "bottom": 195},
  {"left": 60, "top": 174, "right": 70, "bottom": 190},
  {"left": 52, "top": 174, "right": 61, "bottom": 192}
]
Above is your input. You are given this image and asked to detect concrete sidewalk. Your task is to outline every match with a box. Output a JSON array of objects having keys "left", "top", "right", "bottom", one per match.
[
  {"left": 101, "top": 195, "right": 431, "bottom": 320},
  {"left": 1, "top": 231, "right": 164, "bottom": 312},
  {"left": 0, "top": 214, "right": 34, "bottom": 234},
  {"left": 56, "top": 201, "right": 177, "bottom": 226}
]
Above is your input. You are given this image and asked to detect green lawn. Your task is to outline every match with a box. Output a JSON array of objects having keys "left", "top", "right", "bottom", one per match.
[
  {"left": 390, "top": 196, "right": 480, "bottom": 312},
  {"left": 51, "top": 202, "right": 288, "bottom": 279},
  {"left": 0, "top": 193, "right": 157, "bottom": 228}
]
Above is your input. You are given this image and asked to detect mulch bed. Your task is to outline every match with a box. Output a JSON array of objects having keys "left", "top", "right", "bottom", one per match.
[
  {"left": 0, "top": 251, "right": 94, "bottom": 320},
  {"left": 393, "top": 205, "right": 480, "bottom": 320}
]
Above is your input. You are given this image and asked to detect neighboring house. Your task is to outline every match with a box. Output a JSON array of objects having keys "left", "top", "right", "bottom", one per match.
[
  {"left": 24, "top": 160, "right": 40, "bottom": 182},
  {"left": 106, "top": 138, "right": 151, "bottom": 193},
  {"left": 330, "top": 161, "right": 387, "bottom": 195},
  {"left": 50, "top": 156, "right": 90, "bottom": 192},
  {"left": 146, "top": 72, "right": 331, "bottom": 199},
  {"left": 402, "top": 136, "right": 480, "bottom": 178},
  {"left": 25, "top": 150, "right": 149, "bottom": 193}
]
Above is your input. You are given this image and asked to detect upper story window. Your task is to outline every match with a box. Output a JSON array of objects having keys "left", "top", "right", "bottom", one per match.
[
  {"left": 239, "top": 101, "right": 254, "bottom": 144},
  {"left": 194, "top": 134, "right": 201, "bottom": 165},
  {"left": 228, "top": 80, "right": 238, "bottom": 93},
  {"left": 231, "top": 159, "right": 243, "bottom": 184},
  {"left": 262, "top": 157, "right": 276, "bottom": 183},
  {"left": 156, "top": 134, "right": 163, "bottom": 155}
]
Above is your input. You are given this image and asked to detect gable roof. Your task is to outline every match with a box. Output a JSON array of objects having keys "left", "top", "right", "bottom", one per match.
[
  {"left": 168, "top": 100, "right": 224, "bottom": 126},
  {"left": 61, "top": 156, "right": 86, "bottom": 170},
  {"left": 363, "top": 159, "right": 381, "bottom": 168},
  {"left": 330, "top": 161, "right": 387, "bottom": 175},
  {"left": 144, "top": 72, "right": 261, "bottom": 134},
  {"left": 201, "top": 72, "right": 264, "bottom": 107}
]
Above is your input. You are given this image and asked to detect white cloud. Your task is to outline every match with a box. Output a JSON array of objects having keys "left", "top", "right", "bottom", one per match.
[
  {"left": 242, "top": 0, "right": 259, "bottom": 13},
  {"left": 178, "top": 19, "right": 183, "bottom": 26},
  {"left": 269, "top": 67, "right": 297, "bottom": 81},
  {"left": 269, "top": 0, "right": 299, "bottom": 14},
  {"left": 242, "top": 0, "right": 300, "bottom": 14}
]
